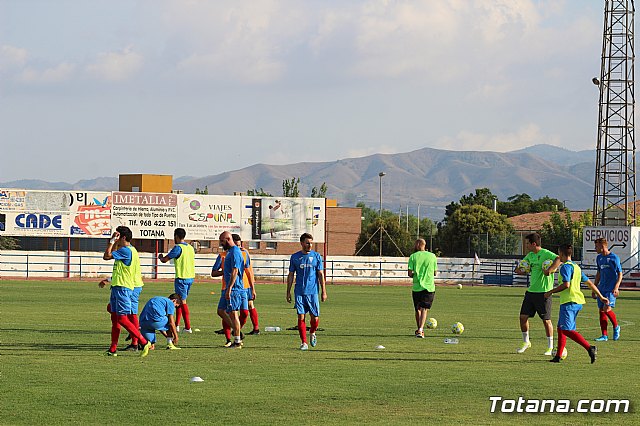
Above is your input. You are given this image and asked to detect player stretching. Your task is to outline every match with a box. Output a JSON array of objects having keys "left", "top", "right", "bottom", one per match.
[
  {"left": 101, "top": 226, "right": 152, "bottom": 357},
  {"left": 286, "top": 233, "right": 327, "bottom": 351},
  {"left": 514, "top": 232, "right": 560, "bottom": 355},
  {"left": 219, "top": 231, "right": 247, "bottom": 349},
  {"left": 544, "top": 243, "right": 608, "bottom": 363},
  {"left": 593, "top": 238, "right": 623, "bottom": 341},
  {"left": 407, "top": 238, "right": 437, "bottom": 338},
  {"left": 233, "top": 234, "right": 260, "bottom": 335},
  {"left": 139, "top": 293, "right": 183, "bottom": 350},
  {"left": 159, "top": 228, "right": 196, "bottom": 334}
]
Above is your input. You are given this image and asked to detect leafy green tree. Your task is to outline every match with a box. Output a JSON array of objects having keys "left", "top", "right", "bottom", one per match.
[
  {"left": 460, "top": 188, "right": 497, "bottom": 209},
  {"left": 282, "top": 178, "right": 300, "bottom": 197},
  {"left": 195, "top": 185, "right": 209, "bottom": 195},
  {"left": 0, "top": 236, "right": 19, "bottom": 250},
  {"left": 246, "top": 188, "right": 273, "bottom": 196},
  {"left": 311, "top": 182, "right": 328, "bottom": 198},
  {"left": 540, "top": 209, "right": 592, "bottom": 257}
]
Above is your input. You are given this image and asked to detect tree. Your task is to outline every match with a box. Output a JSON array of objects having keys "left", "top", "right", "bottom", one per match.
[
  {"left": 282, "top": 178, "right": 300, "bottom": 197},
  {"left": 0, "top": 236, "right": 19, "bottom": 250},
  {"left": 195, "top": 185, "right": 209, "bottom": 195},
  {"left": 438, "top": 204, "right": 517, "bottom": 255},
  {"left": 460, "top": 188, "right": 497, "bottom": 209},
  {"left": 311, "top": 182, "right": 328, "bottom": 198},
  {"left": 355, "top": 216, "right": 413, "bottom": 256},
  {"left": 540, "top": 209, "right": 591, "bottom": 257},
  {"left": 246, "top": 188, "right": 273, "bottom": 196}
]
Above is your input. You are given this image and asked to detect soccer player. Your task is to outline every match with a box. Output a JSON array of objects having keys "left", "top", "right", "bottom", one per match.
[
  {"left": 593, "top": 238, "right": 623, "bottom": 341},
  {"left": 101, "top": 226, "right": 152, "bottom": 357},
  {"left": 123, "top": 272, "right": 145, "bottom": 351},
  {"left": 139, "top": 293, "right": 183, "bottom": 350},
  {"left": 232, "top": 234, "right": 260, "bottom": 335},
  {"left": 286, "top": 233, "right": 327, "bottom": 351},
  {"left": 407, "top": 238, "right": 437, "bottom": 338},
  {"left": 211, "top": 250, "right": 233, "bottom": 346},
  {"left": 158, "top": 228, "right": 196, "bottom": 334},
  {"left": 514, "top": 232, "right": 561, "bottom": 355},
  {"left": 219, "top": 231, "right": 247, "bottom": 349},
  {"left": 544, "top": 243, "right": 608, "bottom": 363}
]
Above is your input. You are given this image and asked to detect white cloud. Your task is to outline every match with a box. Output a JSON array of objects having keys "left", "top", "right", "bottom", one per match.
[
  {"left": 436, "top": 124, "right": 562, "bottom": 152},
  {"left": 0, "top": 45, "right": 28, "bottom": 70},
  {"left": 346, "top": 145, "right": 401, "bottom": 158},
  {"left": 18, "top": 62, "right": 75, "bottom": 83},
  {"left": 86, "top": 47, "right": 143, "bottom": 81}
]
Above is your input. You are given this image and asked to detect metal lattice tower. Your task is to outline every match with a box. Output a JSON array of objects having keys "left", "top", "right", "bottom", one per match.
[{"left": 593, "top": 0, "right": 636, "bottom": 226}]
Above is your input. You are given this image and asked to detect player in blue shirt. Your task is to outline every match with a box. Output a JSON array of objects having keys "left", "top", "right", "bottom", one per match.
[
  {"left": 593, "top": 238, "right": 623, "bottom": 341},
  {"left": 139, "top": 294, "right": 183, "bottom": 350},
  {"left": 286, "top": 233, "right": 327, "bottom": 351},
  {"left": 219, "top": 231, "right": 247, "bottom": 349}
]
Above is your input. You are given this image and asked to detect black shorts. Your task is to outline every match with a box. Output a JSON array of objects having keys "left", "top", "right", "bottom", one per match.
[
  {"left": 520, "top": 291, "right": 552, "bottom": 320},
  {"left": 412, "top": 290, "right": 435, "bottom": 311}
]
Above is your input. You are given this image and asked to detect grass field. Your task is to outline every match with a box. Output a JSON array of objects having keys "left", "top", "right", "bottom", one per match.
[{"left": 1, "top": 280, "right": 638, "bottom": 425}]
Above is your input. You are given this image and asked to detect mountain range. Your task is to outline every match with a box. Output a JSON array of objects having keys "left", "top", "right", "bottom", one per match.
[{"left": 0, "top": 144, "right": 600, "bottom": 219}]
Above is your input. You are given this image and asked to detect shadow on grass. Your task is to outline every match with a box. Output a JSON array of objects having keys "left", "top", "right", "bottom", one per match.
[
  {"left": 0, "top": 342, "right": 107, "bottom": 351},
  {"left": 0, "top": 327, "right": 104, "bottom": 336},
  {"left": 325, "top": 356, "right": 526, "bottom": 363}
]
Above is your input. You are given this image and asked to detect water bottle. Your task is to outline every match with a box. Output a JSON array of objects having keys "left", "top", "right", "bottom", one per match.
[
  {"left": 444, "top": 338, "right": 459, "bottom": 344},
  {"left": 264, "top": 326, "right": 281, "bottom": 332}
]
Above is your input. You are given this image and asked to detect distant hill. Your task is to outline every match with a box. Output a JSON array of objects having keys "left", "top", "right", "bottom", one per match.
[{"left": 0, "top": 145, "right": 608, "bottom": 219}]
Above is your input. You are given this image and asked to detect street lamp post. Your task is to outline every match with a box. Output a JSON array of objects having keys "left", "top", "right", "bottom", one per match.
[{"left": 378, "top": 172, "right": 385, "bottom": 257}]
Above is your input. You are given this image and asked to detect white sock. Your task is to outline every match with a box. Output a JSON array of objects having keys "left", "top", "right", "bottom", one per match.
[
  {"left": 547, "top": 337, "right": 554, "bottom": 348},
  {"left": 522, "top": 332, "right": 530, "bottom": 343},
  {"left": 234, "top": 335, "right": 242, "bottom": 343},
  {"left": 418, "top": 328, "right": 423, "bottom": 333},
  {"left": 167, "top": 337, "right": 173, "bottom": 344}
]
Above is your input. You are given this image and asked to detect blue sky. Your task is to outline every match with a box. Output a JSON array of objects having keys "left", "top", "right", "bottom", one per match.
[{"left": 0, "top": 0, "right": 605, "bottom": 182}]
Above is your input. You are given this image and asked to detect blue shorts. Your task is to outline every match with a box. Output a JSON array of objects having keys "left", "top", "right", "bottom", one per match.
[
  {"left": 597, "top": 291, "right": 616, "bottom": 309},
  {"left": 174, "top": 278, "right": 194, "bottom": 301},
  {"left": 217, "top": 291, "right": 227, "bottom": 311},
  {"left": 140, "top": 318, "right": 170, "bottom": 344},
  {"left": 246, "top": 287, "right": 254, "bottom": 301},
  {"left": 110, "top": 286, "right": 134, "bottom": 315},
  {"left": 131, "top": 286, "right": 143, "bottom": 313},
  {"left": 295, "top": 293, "right": 319, "bottom": 317},
  {"left": 225, "top": 290, "right": 248, "bottom": 313},
  {"left": 558, "top": 302, "right": 582, "bottom": 331}
]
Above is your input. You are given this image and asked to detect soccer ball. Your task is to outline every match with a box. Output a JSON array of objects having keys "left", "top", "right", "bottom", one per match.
[
  {"left": 426, "top": 318, "right": 438, "bottom": 329},
  {"left": 457, "top": 284, "right": 463, "bottom": 289},
  {"left": 542, "top": 259, "right": 553, "bottom": 272},
  {"left": 451, "top": 322, "right": 464, "bottom": 335},
  {"left": 518, "top": 259, "right": 531, "bottom": 273},
  {"left": 552, "top": 347, "right": 568, "bottom": 360}
]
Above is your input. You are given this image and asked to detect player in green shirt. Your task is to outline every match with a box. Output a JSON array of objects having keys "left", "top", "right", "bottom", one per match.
[
  {"left": 407, "top": 239, "right": 438, "bottom": 338},
  {"left": 514, "top": 233, "right": 561, "bottom": 356}
]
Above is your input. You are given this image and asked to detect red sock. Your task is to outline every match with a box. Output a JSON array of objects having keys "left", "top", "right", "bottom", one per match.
[
  {"left": 310, "top": 317, "right": 320, "bottom": 334},
  {"left": 599, "top": 311, "right": 608, "bottom": 335},
  {"left": 175, "top": 305, "right": 183, "bottom": 328},
  {"left": 223, "top": 320, "right": 232, "bottom": 340},
  {"left": 563, "top": 329, "right": 591, "bottom": 351},
  {"left": 249, "top": 308, "right": 259, "bottom": 330},
  {"left": 110, "top": 312, "right": 120, "bottom": 353},
  {"left": 127, "top": 314, "right": 139, "bottom": 345},
  {"left": 117, "top": 315, "right": 147, "bottom": 346},
  {"left": 557, "top": 328, "right": 567, "bottom": 356},
  {"left": 240, "top": 310, "right": 249, "bottom": 328},
  {"left": 298, "top": 318, "right": 307, "bottom": 344},
  {"left": 605, "top": 310, "right": 618, "bottom": 328},
  {"left": 183, "top": 303, "right": 191, "bottom": 330}
]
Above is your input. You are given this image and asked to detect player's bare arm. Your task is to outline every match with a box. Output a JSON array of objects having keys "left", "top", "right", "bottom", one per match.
[{"left": 286, "top": 271, "right": 294, "bottom": 303}]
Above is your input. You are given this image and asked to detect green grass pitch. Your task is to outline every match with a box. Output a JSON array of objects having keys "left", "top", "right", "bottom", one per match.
[{"left": 1, "top": 280, "right": 638, "bottom": 425}]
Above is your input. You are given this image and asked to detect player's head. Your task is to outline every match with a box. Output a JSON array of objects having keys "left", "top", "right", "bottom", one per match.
[
  {"left": 168, "top": 293, "right": 183, "bottom": 307},
  {"left": 174, "top": 228, "right": 186, "bottom": 242},
  {"left": 414, "top": 238, "right": 426, "bottom": 252},
  {"left": 594, "top": 237, "right": 608, "bottom": 254},
  {"left": 300, "top": 233, "right": 313, "bottom": 253},
  {"left": 558, "top": 243, "right": 573, "bottom": 261},
  {"left": 232, "top": 233, "right": 242, "bottom": 247},
  {"left": 525, "top": 233, "right": 541, "bottom": 250},
  {"left": 219, "top": 231, "right": 233, "bottom": 251},
  {"left": 115, "top": 226, "right": 133, "bottom": 242}
]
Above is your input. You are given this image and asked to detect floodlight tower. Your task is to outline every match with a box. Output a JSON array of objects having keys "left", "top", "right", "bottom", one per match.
[{"left": 593, "top": 0, "right": 636, "bottom": 226}]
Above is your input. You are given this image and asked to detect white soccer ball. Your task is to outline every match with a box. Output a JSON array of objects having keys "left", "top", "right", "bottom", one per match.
[
  {"left": 457, "top": 284, "right": 463, "bottom": 289},
  {"left": 451, "top": 322, "right": 464, "bottom": 335},
  {"left": 426, "top": 318, "right": 438, "bottom": 329},
  {"left": 542, "top": 259, "right": 553, "bottom": 272},
  {"left": 518, "top": 259, "right": 531, "bottom": 273},
  {"left": 552, "top": 347, "right": 568, "bottom": 360}
]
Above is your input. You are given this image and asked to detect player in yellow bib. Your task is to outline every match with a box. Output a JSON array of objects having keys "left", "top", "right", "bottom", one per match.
[{"left": 159, "top": 228, "right": 196, "bottom": 333}]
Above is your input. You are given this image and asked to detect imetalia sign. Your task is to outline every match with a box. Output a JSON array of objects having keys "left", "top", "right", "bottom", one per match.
[{"left": 582, "top": 226, "right": 639, "bottom": 267}]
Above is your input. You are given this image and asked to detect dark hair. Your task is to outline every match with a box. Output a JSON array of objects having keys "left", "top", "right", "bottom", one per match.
[
  {"left": 559, "top": 243, "right": 573, "bottom": 257},
  {"left": 300, "top": 233, "right": 313, "bottom": 242},
  {"left": 168, "top": 293, "right": 183, "bottom": 304},
  {"left": 174, "top": 228, "right": 186, "bottom": 240},
  {"left": 232, "top": 233, "right": 241, "bottom": 242},
  {"left": 116, "top": 226, "right": 133, "bottom": 242},
  {"left": 525, "top": 232, "right": 541, "bottom": 246}
]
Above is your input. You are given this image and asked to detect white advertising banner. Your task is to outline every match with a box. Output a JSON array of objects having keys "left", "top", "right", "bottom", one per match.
[
  {"left": 2, "top": 211, "right": 70, "bottom": 236},
  {"left": 582, "top": 226, "right": 639, "bottom": 267},
  {"left": 111, "top": 192, "right": 178, "bottom": 239},
  {"left": 69, "top": 192, "right": 112, "bottom": 237},
  {"left": 177, "top": 194, "right": 242, "bottom": 240},
  {"left": 243, "top": 196, "right": 325, "bottom": 242}
]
